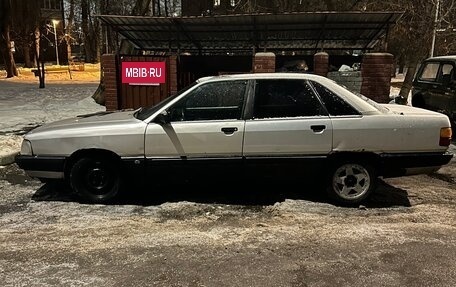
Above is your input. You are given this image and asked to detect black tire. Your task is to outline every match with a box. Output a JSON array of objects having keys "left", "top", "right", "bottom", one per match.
[
  {"left": 69, "top": 156, "right": 120, "bottom": 203},
  {"left": 327, "top": 161, "right": 377, "bottom": 205}
]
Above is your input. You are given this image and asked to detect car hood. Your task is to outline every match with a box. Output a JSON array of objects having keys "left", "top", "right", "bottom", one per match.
[{"left": 26, "top": 110, "right": 142, "bottom": 137}]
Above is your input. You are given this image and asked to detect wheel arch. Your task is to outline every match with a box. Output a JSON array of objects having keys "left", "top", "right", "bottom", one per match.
[
  {"left": 327, "top": 152, "right": 381, "bottom": 172},
  {"left": 64, "top": 148, "right": 121, "bottom": 179}
]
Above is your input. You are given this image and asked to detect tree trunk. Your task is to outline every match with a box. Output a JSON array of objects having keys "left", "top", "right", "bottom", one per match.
[
  {"left": 156, "top": 0, "right": 161, "bottom": 16},
  {"left": 66, "top": 0, "right": 74, "bottom": 62},
  {"left": 323, "top": 0, "right": 335, "bottom": 10},
  {"left": 399, "top": 59, "right": 419, "bottom": 103},
  {"left": 81, "top": 0, "right": 94, "bottom": 62},
  {"left": 1, "top": 24, "right": 18, "bottom": 78},
  {"left": 133, "top": 0, "right": 152, "bottom": 15},
  {"left": 23, "top": 44, "right": 32, "bottom": 67}
]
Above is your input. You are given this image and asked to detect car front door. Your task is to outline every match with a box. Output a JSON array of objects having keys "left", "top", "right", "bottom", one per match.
[
  {"left": 145, "top": 80, "right": 248, "bottom": 180},
  {"left": 243, "top": 79, "right": 333, "bottom": 179},
  {"left": 414, "top": 61, "right": 455, "bottom": 115}
]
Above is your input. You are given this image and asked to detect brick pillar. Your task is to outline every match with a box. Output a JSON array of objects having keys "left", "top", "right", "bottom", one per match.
[
  {"left": 314, "top": 52, "right": 329, "bottom": 77},
  {"left": 169, "top": 55, "right": 178, "bottom": 95},
  {"left": 253, "top": 52, "right": 275, "bottom": 73},
  {"left": 361, "top": 53, "right": 394, "bottom": 103},
  {"left": 101, "top": 54, "right": 119, "bottom": 111}
]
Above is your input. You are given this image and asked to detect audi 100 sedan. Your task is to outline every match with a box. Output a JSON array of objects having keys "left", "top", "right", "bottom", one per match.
[{"left": 16, "top": 73, "right": 453, "bottom": 205}]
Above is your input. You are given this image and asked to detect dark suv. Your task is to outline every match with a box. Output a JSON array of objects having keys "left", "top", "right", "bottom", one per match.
[{"left": 412, "top": 56, "right": 456, "bottom": 128}]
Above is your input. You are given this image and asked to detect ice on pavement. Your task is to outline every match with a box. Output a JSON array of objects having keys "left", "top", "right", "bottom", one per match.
[
  {"left": 0, "top": 79, "right": 105, "bottom": 160},
  {"left": 0, "top": 80, "right": 105, "bottom": 133}
]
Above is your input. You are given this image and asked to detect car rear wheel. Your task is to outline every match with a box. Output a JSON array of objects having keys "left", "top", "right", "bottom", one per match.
[
  {"left": 69, "top": 156, "right": 120, "bottom": 203},
  {"left": 327, "top": 162, "right": 376, "bottom": 205}
]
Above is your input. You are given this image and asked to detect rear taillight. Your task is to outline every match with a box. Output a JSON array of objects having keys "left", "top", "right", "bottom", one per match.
[{"left": 439, "top": 127, "right": 452, "bottom": 146}]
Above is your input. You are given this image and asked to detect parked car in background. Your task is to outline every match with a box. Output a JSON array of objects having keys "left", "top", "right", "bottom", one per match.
[
  {"left": 15, "top": 73, "right": 453, "bottom": 205},
  {"left": 412, "top": 55, "right": 456, "bottom": 129}
]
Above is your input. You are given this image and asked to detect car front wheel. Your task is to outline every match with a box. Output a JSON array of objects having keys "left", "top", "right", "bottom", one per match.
[
  {"left": 69, "top": 156, "right": 120, "bottom": 203},
  {"left": 327, "top": 162, "right": 376, "bottom": 205}
]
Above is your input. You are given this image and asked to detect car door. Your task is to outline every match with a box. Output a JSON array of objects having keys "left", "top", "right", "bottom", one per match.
[
  {"left": 243, "top": 79, "right": 333, "bottom": 178},
  {"left": 427, "top": 62, "right": 454, "bottom": 115},
  {"left": 144, "top": 80, "right": 248, "bottom": 180},
  {"left": 413, "top": 61, "right": 440, "bottom": 110},
  {"left": 414, "top": 61, "right": 454, "bottom": 114},
  {"left": 434, "top": 63, "right": 456, "bottom": 117}
]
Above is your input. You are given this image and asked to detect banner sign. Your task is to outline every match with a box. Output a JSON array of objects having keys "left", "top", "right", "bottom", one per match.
[{"left": 121, "top": 61, "right": 166, "bottom": 84}]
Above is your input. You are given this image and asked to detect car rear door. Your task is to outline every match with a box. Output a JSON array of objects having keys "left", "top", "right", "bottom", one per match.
[{"left": 242, "top": 79, "right": 333, "bottom": 178}]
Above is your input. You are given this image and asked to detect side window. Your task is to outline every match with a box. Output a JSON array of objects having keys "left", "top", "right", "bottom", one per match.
[
  {"left": 439, "top": 64, "right": 454, "bottom": 85},
  {"left": 311, "top": 81, "right": 360, "bottom": 116},
  {"left": 168, "top": 80, "right": 246, "bottom": 121},
  {"left": 253, "top": 79, "right": 326, "bottom": 119},
  {"left": 419, "top": 62, "right": 440, "bottom": 81}
]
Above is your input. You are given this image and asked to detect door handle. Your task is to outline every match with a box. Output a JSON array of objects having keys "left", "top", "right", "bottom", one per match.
[
  {"left": 311, "top": 125, "right": 326, "bottom": 132},
  {"left": 221, "top": 127, "right": 238, "bottom": 134}
]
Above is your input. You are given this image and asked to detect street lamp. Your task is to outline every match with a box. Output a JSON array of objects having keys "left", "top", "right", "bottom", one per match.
[{"left": 52, "top": 19, "right": 60, "bottom": 66}]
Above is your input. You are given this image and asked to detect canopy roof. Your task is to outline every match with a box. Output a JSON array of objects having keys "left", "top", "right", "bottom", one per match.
[{"left": 98, "top": 12, "right": 403, "bottom": 54}]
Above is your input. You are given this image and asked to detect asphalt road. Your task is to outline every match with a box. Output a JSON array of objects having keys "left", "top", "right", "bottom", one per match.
[{"left": 1, "top": 159, "right": 456, "bottom": 287}]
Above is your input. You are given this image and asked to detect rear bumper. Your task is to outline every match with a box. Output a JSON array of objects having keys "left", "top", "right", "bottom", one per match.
[
  {"left": 15, "top": 155, "right": 65, "bottom": 179},
  {"left": 380, "top": 152, "right": 453, "bottom": 177}
]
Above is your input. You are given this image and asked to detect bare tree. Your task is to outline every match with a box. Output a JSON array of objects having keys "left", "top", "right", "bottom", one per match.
[
  {"left": 132, "top": 0, "right": 152, "bottom": 15},
  {"left": 353, "top": 0, "right": 456, "bottom": 100},
  {"left": 65, "top": 0, "right": 75, "bottom": 64},
  {"left": 0, "top": 0, "right": 18, "bottom": 77}
]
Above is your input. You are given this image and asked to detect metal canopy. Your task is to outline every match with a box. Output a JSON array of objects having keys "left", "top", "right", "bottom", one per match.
[{"left": 98, "top": 12, "right": 403, "bottom": 54}]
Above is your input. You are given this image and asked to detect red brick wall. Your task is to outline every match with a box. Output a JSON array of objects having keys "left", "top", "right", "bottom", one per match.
[
  {"left": 101, "top": 54, "right": 119, "bottom": 111},
  {"left": 102, "top": 54, "right": 179, "bottom": 110},
  {"left": 314, "top": 52, "right": 329, "bottom": 77},
  {"left": 361, "top": 53, "right": 393, "bottom": 103},
  {"left": 169, "top": 55, "right": 178, "bottom": 95},
  {"left": 253, "top": 52, "right": 275, "bottom": 73}
]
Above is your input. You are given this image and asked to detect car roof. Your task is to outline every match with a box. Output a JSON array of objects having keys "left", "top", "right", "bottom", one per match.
[
  {"left": 424, "top": 55, "right": 456, "bottom": 62},
  {"left": 197, "top": 72, "right": 326, "bottom": 83}
]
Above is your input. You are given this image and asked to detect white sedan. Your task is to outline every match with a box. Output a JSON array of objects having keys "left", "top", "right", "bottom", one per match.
[{"left": 15, "top": 73, "right": 453, "bottom": 205}]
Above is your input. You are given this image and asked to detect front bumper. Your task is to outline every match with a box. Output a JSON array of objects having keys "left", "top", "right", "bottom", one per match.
[{"left": 15, "top": 155, "right": 66, "bottom": 179}]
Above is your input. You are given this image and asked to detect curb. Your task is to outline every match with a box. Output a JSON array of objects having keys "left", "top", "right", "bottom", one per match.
[{"left": 0, "top": 151, "right": 19, "bottom": 166}]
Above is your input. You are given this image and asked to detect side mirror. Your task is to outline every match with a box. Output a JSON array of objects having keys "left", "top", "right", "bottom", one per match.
[{"left": 154, "top": 111, "right": 170, "bottom": 125}]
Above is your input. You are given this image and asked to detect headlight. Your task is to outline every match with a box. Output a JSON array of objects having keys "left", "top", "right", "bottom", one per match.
[{"left": 20, "top": 140, "right": 33, "bottom": 155}]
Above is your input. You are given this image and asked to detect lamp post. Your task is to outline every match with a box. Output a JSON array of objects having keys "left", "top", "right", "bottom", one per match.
[
  {"left": 52, "top": 20, "right": 60, "bottom": 66},
  {"left": 430, "top": 0, "right": 440, "bottom": 57}
]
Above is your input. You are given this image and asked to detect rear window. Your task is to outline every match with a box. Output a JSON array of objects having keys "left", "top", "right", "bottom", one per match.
[{"left": 311, "top": 81, "right": 360, "bottom": 116}]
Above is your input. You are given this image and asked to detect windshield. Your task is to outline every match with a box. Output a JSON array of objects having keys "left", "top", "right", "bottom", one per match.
[{"left": 134, "top": 81, "right": 198, "bottom": 120}]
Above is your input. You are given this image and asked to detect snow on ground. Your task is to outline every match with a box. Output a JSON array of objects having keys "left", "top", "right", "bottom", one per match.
[
  {"left": 0, "top": 70, "right": 105, "bottom": 133},
  {"left": 0, "top": 80, "right": 104, "bottom": 133},
  {"left": 0, "top": 75, "right": 105, "bottom": 161}
]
